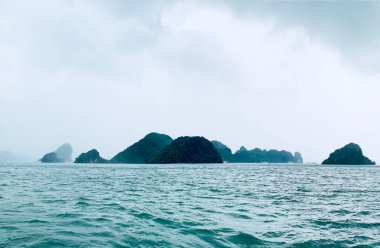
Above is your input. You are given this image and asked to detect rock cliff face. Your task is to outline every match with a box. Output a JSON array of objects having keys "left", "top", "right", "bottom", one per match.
[
  {"left": 74, "top": 149, "right": 108, "bottom": 164},
  {"left": 322, "top": 143, "right": 375, "bottom": 165},
  {"left": 152, "top": 136, "right": 223, "bottom": 164},
  {"left": 111, "top": 133, "right": 173, "bottom": 164}
]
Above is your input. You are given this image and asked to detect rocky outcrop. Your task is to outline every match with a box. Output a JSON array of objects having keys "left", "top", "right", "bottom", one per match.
[
  {"left": 40, "top": 143, "right": 73, "bottom": 163},
  {"left": 74, "top": 149, "right": 108, "bottom": 163},
  {"left": 322, "top": 143, "right": 375, "bottom": 165}
]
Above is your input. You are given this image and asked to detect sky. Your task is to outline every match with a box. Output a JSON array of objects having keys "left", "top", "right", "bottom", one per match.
[{"left": 0, "top": 0, "right": 379, "bottom": 163}]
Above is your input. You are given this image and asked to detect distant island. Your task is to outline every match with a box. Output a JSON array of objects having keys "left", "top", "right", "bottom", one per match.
[
  {"left": 36, "top": 138, "right": 376, "bottom": 165},
  {"left": 322, "top": 143, "right": 375, "bottom": 165},
  {"left": 40, "top": 143, "right": 73, "bottom": 163},
  {"left": 75, "top": 149, "right": 108, "bottom": 164},
  {"left": 68, "top": 132, "right": 304, "bottom": 164},
  {"left": 212, "top": 140, "right": 303, "bottom": 163},
  {"left": 0, "top": 151, "right": 14, "bottom": 163}
]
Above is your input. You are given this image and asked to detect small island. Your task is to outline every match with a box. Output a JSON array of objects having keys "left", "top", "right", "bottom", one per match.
[
  {"left": 40, "top": 143, "right": 73, "bottom": 163},
  {"left": 322, "top": 143, "right": 375, "bottom": 165},
  {"left": 74, "top": 149, "right": 108, "bottom": 164}
]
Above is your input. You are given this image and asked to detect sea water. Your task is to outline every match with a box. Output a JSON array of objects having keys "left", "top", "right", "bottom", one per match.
[{"left": 0, "top": 163, "right": 379, "bottom": 247}]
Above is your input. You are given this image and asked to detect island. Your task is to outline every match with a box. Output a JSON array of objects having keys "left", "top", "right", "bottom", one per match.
[
  {"left": 322, "top": 143, "right": 375, "bottom": 165},
  {"left": 152, "top": 136, "right": 223, "bottom": 164},
  {"left": 111, "top": 132, "right": 173, "bottom": 163},
  {"left": 55, "top": 143, "right": 73, "bottom": 162},
  {"left": 74, "top": 149, "right": 108, "bottom": 163},
  {"left": 70, "top": 132, "right": 304, "bottom": 164},
  {"left": 212, "top": 142, "right": 303, "bottom": 163},
  {"left": 40, "top": 143, "right": 73, "bottom": 163},
  {"left": 40, "top": 152, "right": 64, "bottom": 163}
]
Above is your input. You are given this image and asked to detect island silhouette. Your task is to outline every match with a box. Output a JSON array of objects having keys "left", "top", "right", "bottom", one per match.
[{"left": 39, "top": 133, "right": 375, "bottom": 165}]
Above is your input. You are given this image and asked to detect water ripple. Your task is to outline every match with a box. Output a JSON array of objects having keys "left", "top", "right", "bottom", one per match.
[{"left": 0, "top": 163, "right": 379, "bottom": 247}]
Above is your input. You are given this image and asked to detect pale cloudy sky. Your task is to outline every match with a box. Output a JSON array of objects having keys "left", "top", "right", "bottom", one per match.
[{"left": 0, "top": 0, "right": 379, "bottom": 163}]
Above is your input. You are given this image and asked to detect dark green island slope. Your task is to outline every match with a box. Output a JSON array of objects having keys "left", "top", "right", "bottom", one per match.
[
  {"left": 111, "top": 132, "right": 173, "bottom": 163},
  {"left": 212, "top": 140, "right": 233, "bottom": 162},
  {"left": 75, "top": 149, "right": 108, "bottom": 164},
  {"left": 152, "top": 136, "right": 223, "bottom": 164},
  {"left": 322, "top": 143, "right": 375, "bottom": 165}
]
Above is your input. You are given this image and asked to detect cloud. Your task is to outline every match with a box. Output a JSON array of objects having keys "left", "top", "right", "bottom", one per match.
[
  {"left": 0, "top": 0, "right": 379, "bottom": 163},
  {"left": 210, "top": 0, "right": 380, "bottom": 71}
]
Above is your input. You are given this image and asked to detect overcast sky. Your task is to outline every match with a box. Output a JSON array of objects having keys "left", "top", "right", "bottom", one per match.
[{"left": 1, "top": 0, "right": 379, "bottom": 163}]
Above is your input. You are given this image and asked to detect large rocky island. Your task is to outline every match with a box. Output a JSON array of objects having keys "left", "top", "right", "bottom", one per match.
[
  {"left": 152, "top": 136, "right": 223, "bottom": 164},
  {"left": 322, "top": 143, "right": 375, "bottom": 165},
  {"left": 40, "top": 143, "right": 73, "bottom": 163}
]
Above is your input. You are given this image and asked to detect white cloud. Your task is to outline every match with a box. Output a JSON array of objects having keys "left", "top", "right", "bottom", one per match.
[{"left": 0, "top": 1, "right": 379, "bottom": 163}]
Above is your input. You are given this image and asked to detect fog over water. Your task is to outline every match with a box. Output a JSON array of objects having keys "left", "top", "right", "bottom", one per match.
[{"left": 0, "top": 1, "right": 379, "bottom": 163}]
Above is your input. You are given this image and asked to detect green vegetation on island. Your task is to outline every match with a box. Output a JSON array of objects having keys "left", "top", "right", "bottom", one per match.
[
  {"left": 229, "top": 146, "right": 301, "bottom": 163},
  {"left": 74, "top": 149, "right": 108, "bottom": 164},
  {"left": 111, "top": 133, "right": 173, "bottom": 164},
  {"left": 67, "top": 133, "right": 304, "bottom": 164},
  {"left": 211, "top": 142, "right": 303, "bottom": 163},
  {"left": 152, "top": 136, "right": 223, "bottom": 164},
  {"left": 322, "top": 143, "right": 375, "bottom": 165}
]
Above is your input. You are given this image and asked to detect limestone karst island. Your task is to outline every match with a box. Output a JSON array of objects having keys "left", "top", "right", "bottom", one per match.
[{"left": 38, "top": 133, "right": 376, "bottom": 165}]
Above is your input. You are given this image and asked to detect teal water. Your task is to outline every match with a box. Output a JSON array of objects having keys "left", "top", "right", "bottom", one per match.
[{"left": 1, "top": 163, "right": 380, "bottom": 247}]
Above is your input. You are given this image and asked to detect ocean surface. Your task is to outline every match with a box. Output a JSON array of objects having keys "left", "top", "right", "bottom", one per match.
[{"left": 0, "top": 163, "right": 379, "bottom": 247}]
